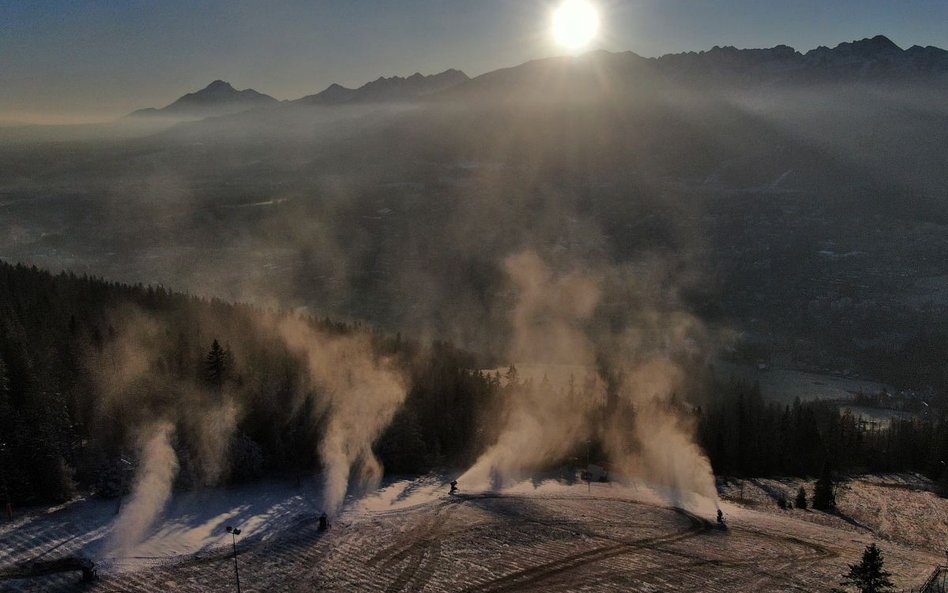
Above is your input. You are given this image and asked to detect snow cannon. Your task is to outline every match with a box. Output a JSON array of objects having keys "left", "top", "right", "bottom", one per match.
[{"left": 318, "top": 512, "right": 329, "bottom": 532}]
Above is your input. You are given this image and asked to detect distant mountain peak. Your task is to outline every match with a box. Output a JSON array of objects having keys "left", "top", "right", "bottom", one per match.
[
  {"left": 180, "top": 80, "right": 266, "bottom": 101},
  {"left": 864, "top": 35, "right": 901, "bottom": 50},
  {"left": 129, "top": 80, "right": 277, "bottom": 119},
  {"left": 828, "top": 35, "right": 903, "bottom": 57},
  {"left": 205, "top": 79, "right": 234, "bottom": 90}
]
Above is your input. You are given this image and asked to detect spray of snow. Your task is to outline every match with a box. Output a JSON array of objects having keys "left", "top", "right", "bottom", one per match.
[
  {"left": 605, "top": 357, "right": 718, "bottom": 507},
  {"left": 190, "top": 399, "right": 240, "bottom": 487},
  {"left": 86, "top": 307, "right": 242, "bottom": 490},
  {"left": 276, "top": 319, "right": 406, "bottom": 515},
  {"left": 460, "top": 250, "right": 718, "bottom": 508},
  {"left": 461, "top": 251, "right": 604, "bottom": 488},
  {"left": 106, "top": 421, "right": 179, "bottom": 554}
]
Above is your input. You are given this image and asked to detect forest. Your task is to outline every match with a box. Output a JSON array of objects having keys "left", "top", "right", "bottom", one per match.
[{"left": 1, "top": 260, "right": 946, "bottom": 506}]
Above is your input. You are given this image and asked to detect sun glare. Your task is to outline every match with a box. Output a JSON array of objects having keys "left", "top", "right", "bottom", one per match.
[{"left": 551, "top": 0, "right": 600, "bottom": 52}]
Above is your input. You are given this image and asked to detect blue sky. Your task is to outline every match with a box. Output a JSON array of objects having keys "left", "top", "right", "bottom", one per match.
[{"left": 1, "top": 0, "right": 946, "bottom": 122}]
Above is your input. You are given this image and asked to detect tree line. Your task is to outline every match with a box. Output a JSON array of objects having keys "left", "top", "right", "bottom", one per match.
[
  {"left": 696, "top": 376, "right": 948, "bottom": 491},
  {"left": 0, "top": 261, "right": 946, "bottom": 506},
  {"left": 0, "top": 261, "right": 498, "bottom": 505}
]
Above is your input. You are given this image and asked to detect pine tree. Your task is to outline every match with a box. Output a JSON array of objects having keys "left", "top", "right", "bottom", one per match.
[
  {"left": 836, "top": 544, "right": 895, "bottom": 593},
  {"left": 937, "top": 468, "right": 948, "bottom": 499},
  {"left": 504, "top": 364, "right": 519, "bottom": 386},
  {"left": 813, "top": 462, "right": 836, "bottom": 511},
  {"left": 0, "top": 357, "right": 13, "bottom": 508},
  {"left": 204, "top": 339, "right": 230, "bottom": 392},
  {"left": 795, "top": 485, "right": 808, "bottom": 509},
  {"left": 0, "top": 357, "right": 10, "bottom": 422}
]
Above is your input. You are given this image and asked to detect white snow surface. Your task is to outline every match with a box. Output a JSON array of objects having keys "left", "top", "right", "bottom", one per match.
[
  {"left": 0, "top": 477, "right": 325, "bottom": 574},
  {"left": 1, "top": 474, "right": 945, "bottom": 592}
]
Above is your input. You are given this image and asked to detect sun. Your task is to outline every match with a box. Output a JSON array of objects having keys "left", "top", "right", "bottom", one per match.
[{"left": 551, "top": 0, "right": 600, "bottom": 52}]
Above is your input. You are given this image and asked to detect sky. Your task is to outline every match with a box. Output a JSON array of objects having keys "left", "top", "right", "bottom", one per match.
[{"left": 1, "top": 0, "right": 947, "bottom": 123}]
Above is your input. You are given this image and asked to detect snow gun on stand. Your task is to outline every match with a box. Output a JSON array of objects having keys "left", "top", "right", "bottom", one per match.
[{"left": 318, "top": 512, "right": 329, "bottom": 531}]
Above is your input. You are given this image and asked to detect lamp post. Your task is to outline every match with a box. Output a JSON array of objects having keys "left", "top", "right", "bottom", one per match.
[
  {"left": 225, "top": 525, "right": 242, "bottom": 593},
  {"left": 585, "top": 440, "right": 592, "bottom": 493},
  {"left": 114, "top": 457, "right": 133, "bottom": 516}
]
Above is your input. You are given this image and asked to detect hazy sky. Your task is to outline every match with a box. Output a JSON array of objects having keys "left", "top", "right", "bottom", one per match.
[{"left": 2, "top": 0, "right": 947, "bottom": 123}]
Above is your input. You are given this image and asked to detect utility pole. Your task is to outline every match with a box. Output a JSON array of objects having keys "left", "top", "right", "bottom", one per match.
[{"left": 226, "top": 525, "right": 242, "bottom": 593}]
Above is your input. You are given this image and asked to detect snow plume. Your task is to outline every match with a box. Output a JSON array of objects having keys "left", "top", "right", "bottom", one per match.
[
  {"left": 106, "top": 421, "right": 179, "bottom": 553},
  {"left": 603, "top": 357, "right": 718, "bottom": 507},
  {"left": 276, "top": 319, "right": 407, "bottom": 515},
  {"left": 460, "top": 251, "right": 605, "bottom": 488},
  {"left": 460, "top": 250, "right": 718, "bottom": 507},
  {"left": 86, "top": 306, "right": 242, "bottom": 487},
  {"left": 187, "top": 399, "right": 240, "bottom": 487}
]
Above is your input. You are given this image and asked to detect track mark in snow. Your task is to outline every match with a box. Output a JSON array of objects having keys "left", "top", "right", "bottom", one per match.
[{"left": 456, "top": 507, "right": 709, "bottom": 593}]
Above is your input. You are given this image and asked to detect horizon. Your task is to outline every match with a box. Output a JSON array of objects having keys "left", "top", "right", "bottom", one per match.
[
  {"left": 2, "top": 33, "right": 943, "bottom": 126},
  {"left": 3, "top": 0, "right": 947, "bottom": 124}
]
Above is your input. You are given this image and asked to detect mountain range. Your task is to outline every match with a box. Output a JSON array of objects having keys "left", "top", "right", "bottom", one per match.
[
  {"left": 655, "top": 35, "right": 948, "bottom": 84},
  {"left": 130, "top": 35, "right": 948, "bottom": 120}
]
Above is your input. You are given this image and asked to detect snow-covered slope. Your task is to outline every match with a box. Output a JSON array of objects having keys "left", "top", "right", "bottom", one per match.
[{"left": 1, "top": 475, "right": 944, "bottom": 592}]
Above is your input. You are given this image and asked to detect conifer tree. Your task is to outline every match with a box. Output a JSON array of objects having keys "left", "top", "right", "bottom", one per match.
[
  {"left": 795, "top": 485, "right": 808, "bottom": 509},
  {"left": 835, "top": 544, "right": 895, "bottom": 593},
  {"left": 937, "top": 468, "right": 948, "bottom": 499},
  {"left": 204, "top": 339, "right": 230, "bottom": 392},
  {"left": 813, "top": 462, "right": 836, "bottom": 510}
]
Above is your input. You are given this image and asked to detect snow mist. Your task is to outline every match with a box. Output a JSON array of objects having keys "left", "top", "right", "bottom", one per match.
[
  {"left": 86, "top": 307, "right": 244, "bottom": 552},
  {"left": 106, "top": 421, "right": 179, "bottom": 553},
  {"left": 461, "top": 251, "right": 604, "bottom": 487},
  {"left": 277, "top": 319, "right": 406, "bottom": 515},
  {"left": 604, "top": 357, "right": 718, "bottom": 506},
  {"left": 460, "top": 250, "right": 718, "bottom": 507}
]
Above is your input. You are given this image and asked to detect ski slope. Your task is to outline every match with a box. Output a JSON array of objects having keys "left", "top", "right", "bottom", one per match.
[{"left": 1, "top": 476, "right": 944, "bottom": 592}]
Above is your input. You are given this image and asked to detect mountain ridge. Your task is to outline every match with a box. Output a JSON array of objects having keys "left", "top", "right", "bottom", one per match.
[
  {"left": 652, "top": 34, "right": 948, "bottom": 84},
  {"left": 431, "top": 35, "right": 948, "bottom": 103},
  {"left": 295, "top": 69, "right": 470, "bottom": 105},
  {"left": 126, "top": 36, "right": 947, "bottom": 121}
]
